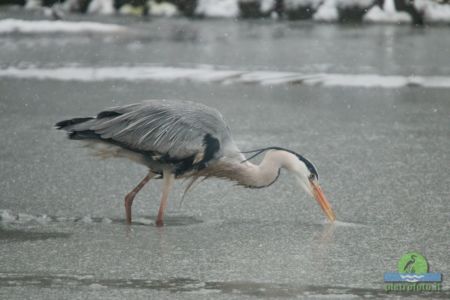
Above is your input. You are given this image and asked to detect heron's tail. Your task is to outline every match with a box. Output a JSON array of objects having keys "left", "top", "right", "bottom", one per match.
[
  {"left": 55, "top": 117, "right": 99, "bottom": 140},
  {"left": 55, "top": 117, "right": 94, "bottom": 130}
]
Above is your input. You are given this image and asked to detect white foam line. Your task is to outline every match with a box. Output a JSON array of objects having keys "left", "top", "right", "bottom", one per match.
[
  {"left": 0, "top": 19, "right": 126, "bottom": 34},
  {"left": 0, "top": 66, "right": 449, "bottom": 89}
]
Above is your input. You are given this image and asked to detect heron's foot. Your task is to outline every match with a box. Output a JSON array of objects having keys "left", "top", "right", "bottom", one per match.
[
  {"left": 155, "top": 219, "right": 164, "bottom": 227},
  {"left": 124, "top": 193, "right": 136, "bottom": 224}
]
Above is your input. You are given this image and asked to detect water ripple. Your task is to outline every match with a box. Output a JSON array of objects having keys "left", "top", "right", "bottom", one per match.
[{"left": 3, "top": 272, "right": 447, "bottom": 298}]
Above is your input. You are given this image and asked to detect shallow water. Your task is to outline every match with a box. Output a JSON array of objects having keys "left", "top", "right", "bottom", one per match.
[{"left": 0, "top": 13, "right": 449, "bottom": 299}]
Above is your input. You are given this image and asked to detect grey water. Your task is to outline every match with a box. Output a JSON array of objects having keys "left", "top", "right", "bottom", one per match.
[{"left": 0, "top": 12, "right": 449, "bottom": 299}]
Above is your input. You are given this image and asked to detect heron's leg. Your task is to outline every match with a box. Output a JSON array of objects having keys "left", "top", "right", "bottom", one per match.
[
  {"left": 155, "top": 170, "right": 175, "bottom": 227},
  {"left": 125, "top": 171, "right": 156, "bottom": 224}
]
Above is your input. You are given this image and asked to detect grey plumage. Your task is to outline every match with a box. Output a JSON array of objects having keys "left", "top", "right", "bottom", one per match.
[{"left": 56, "top": 100, "right": 242, "bottom": 175}]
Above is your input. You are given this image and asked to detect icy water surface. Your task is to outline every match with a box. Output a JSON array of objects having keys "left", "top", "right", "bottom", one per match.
[{"left": 0, "top": 14, "right": 449, "bottom": 299}]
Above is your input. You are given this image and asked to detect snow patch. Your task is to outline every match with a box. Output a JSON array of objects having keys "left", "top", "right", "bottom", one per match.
[
  {"left": 0, "top": 210, "right": 51, "bottom": 224},
  {"left": 24, "top": 0, "right": 41, "bottom": 10},
  {"left": 364, "top": 0, "right": 411, "bottom": 23},
  {"left": 313, "top": 0, "right": 338, "bottom": 21},
  {"left": 119, "top": 4, "right": 145, "bottom": 16},
  {"left": 89, "top": 283, "right": 107, "bottom": 289},
  {"left": 148, "top": 0, "right": 179, "bottom": 17},
  {"left": 87, "top": 0, "right": 115, "bottom": 15},
  {"left": 1, "top": 65, "right": 450, "bottom": 89},
  {"left": 0, "top": 19, "right": 126, "bottom": 34},
  {"left": 417, "top": 0, "right": 450, "bottom": 23},
  {"left": 260, "top": 0, "right": 276, "bottom": 13},
  {"left": 81, "top": 216, "right": 94, "bottom": 223},
  {"left": 0, "top": 210, "right": 18, "bottom": 223},
  {"left": 195, "top": 0, "right": 239, "bottom": 18}
]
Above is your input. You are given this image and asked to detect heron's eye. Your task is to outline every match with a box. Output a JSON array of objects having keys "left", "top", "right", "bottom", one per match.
[{"left": 308, "top": 174, "right": 316, "bottom": 180}]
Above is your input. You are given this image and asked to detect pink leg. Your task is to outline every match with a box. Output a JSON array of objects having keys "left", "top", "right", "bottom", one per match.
[
  {"left": 155, "top": 170, "right": 175, "bottom": 227},
  {"left": 125, "top": 172, "right": 156, "bottom": 224}
]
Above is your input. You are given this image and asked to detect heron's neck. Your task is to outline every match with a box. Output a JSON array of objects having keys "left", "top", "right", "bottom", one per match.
[{"left": 213, "top": 150, "right": 297, "bottom": 188}]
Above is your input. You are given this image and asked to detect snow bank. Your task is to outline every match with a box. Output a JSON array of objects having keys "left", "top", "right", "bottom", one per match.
[
  {"left": 195, "top": 0, "right": 239, "bottom": 18},
  {"left": 364, "top": 6, "right": 411, "bottom": 23},
  {"left": 1, "top": 65, "right": 449, "bottom": 89},
  {"left": 194, "top": 0, "right": 450, "bottom": 24},
  {"left": 87, "top": 0, "right": 115, "bottom": 15},
  {"left": 0, "top": 19, "right": 126, "bottom": 34},
  {"left": 364, "top": 0, "right": 411, "bottom": 23},
  {"left": 425, "top": 5, "right": 450, "bottom": 23},
  {"left": 313, "top": 0, "right": 338, "bottom": 21},
  {"left": 416, "top": 0, "right": 450, "bottom": 23},
  {"left": 148, "top": 0, "right": 179, "bottom": 17},
  {"left": 24, "top": 0, "right": 41, "bottom": 10},
  {"left": 9, "top": 0, "right": 450, "bottom": 24},
  {"left": 260, "top": 0, "right": 276, "bottom": 13}
]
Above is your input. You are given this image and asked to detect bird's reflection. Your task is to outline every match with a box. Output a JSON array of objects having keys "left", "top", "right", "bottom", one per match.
[{"left": 311, "top": 222, "right": 336, "bottom": 263}]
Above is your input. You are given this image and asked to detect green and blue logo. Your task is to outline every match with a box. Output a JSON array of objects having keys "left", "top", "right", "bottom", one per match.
[{"left": 384, "top": 252, "right": 442, "bottom": 292}]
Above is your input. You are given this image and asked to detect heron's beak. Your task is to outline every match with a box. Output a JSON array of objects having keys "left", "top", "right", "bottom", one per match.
[{"left": 310, "top": 179, "right": 336, "bottom": 222}]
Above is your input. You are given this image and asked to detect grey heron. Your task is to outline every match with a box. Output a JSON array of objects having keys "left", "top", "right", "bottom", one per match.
[{"left": 56, "top": 100, "right": 336, "bottom": 226}]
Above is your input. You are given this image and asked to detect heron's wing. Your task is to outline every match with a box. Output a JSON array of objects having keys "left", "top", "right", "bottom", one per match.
[{"left": 69, "top": 100, "right": 232, "bottom": 160}]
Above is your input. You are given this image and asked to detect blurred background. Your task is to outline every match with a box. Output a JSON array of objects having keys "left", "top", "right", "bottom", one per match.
[
  {"left": 0, "top": 0, "right": 449, "bottom": 299},
  {"left": 0, "top": 0, "right": 449, "bottom": 24}
]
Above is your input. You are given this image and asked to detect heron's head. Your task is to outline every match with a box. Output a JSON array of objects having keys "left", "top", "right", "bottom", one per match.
[
  {"left": 277, "top": 149, "right": 336, "bottom": 222},
  {"left": 242, "top": 147, "right": 336, "bottom": 222}
]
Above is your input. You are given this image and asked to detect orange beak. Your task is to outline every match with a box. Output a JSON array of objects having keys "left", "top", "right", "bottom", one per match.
[{"left": 310, "top": 180, "right": 336, "bottom": 222}]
